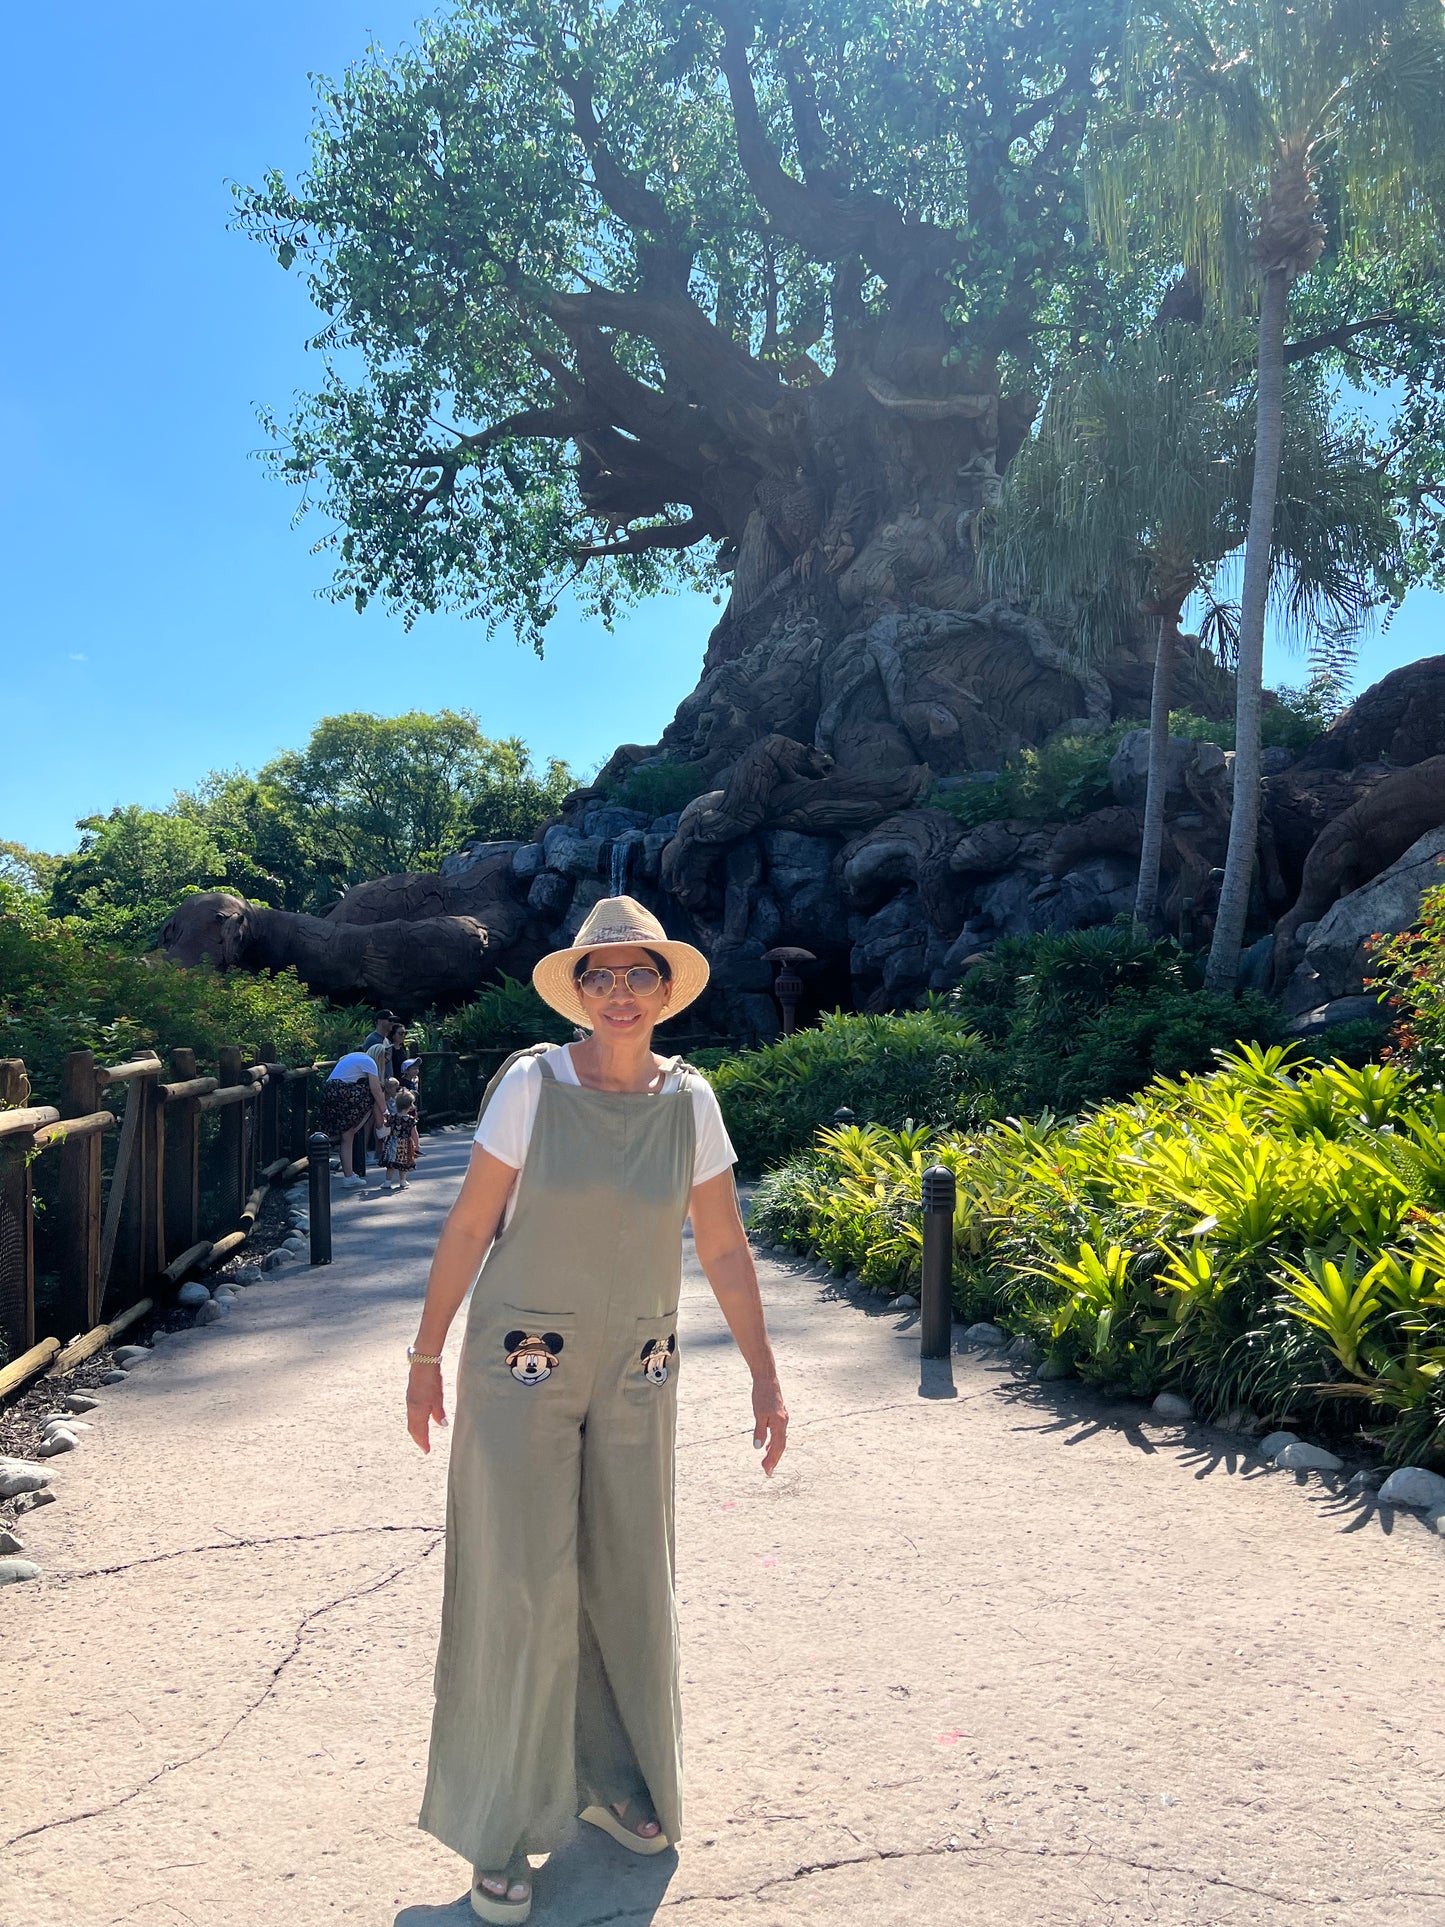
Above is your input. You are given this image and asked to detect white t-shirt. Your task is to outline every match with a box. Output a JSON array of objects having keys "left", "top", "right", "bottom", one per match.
[
  {"left": 329, "top": 1051, "right": 382, "bottom": 1083},
  {"left": 475, "top": 1045, "right": 736, "bottom": 1227}
]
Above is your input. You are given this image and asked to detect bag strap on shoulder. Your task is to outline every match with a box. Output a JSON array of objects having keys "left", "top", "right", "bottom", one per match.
[{"left": 475, "top": 1041, "right": 559, "bottom": 1128}]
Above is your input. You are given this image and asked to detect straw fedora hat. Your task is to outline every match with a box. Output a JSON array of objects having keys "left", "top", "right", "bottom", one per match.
[{"left": 532, "top": 896, "right": 710, "bottom": 1029}]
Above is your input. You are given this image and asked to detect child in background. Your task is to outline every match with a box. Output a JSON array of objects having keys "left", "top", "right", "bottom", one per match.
[
  {"left": 382, "top": 1089, "right": 420, "bottom": 1190},
  {"left": 383, "top": 1076, "right": 401, "bottom": 1118}
]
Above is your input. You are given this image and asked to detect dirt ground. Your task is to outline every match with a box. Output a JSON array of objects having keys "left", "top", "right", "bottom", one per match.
[{"left": 2, "top": 1132, "right": 1443, "bottom": 1927}]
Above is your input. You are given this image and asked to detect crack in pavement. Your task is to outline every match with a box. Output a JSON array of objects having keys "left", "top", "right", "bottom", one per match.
[
  {"left": 678, "top": 1392, "right": 988, "bottom": 1454},
  {"left": 0, "top": 1535, "right": 443, "bottom": 1855},
  {"left": 570, "top": 1836, "right": 1445, "bottom": 1922},
  {"left": 46, "top": 1521, "right": 445, "bottom": 1585}
]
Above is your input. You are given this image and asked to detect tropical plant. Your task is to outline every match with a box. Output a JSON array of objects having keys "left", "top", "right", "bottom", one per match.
[
  {"left": 746, "top": 1038, "right": 1445, "bottom": 1462},
  {"left": 1091, "top": 0, "right": 1445, "bottom": 990},
  {"left": 984, "top": 322, "right": 1397, "bottom": 926}
]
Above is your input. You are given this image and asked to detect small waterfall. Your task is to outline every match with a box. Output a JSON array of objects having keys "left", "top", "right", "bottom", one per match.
[{"left": 609, "top": 832, "right": 642, "bottom": 896}]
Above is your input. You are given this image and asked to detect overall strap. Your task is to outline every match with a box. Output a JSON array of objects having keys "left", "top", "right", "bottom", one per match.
[
  {"left": 662, "top": 1054, "right": 697, "bottom": 1093},
  {"left": 475, "top": 1042, "right": 558, "bottom": 1126}
]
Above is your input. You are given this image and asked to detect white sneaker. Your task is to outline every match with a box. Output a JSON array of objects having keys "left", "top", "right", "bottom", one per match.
[{"left": 340, "top": 1174, "right": 365, "bottom": 1189}]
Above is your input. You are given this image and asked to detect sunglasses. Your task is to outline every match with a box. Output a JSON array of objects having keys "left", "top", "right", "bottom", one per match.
[{"left": 577, "top": 965, "right": 665, "bottom": 997}]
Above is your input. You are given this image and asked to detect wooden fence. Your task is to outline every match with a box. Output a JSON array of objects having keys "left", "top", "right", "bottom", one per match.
[
  {"left": 0, "top": 1046, "right": 316, "bottom": 1378},
  {"left": 0, "top": 1036, "right": 717, "bottom": 1394}
]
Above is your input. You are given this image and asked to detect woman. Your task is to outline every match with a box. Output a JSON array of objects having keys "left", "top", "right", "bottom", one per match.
[
  {"left": 316, "top": 1049, "right": 388, "bottom": 1188},
  {"left": 407, "top": 898, "right": 788, "bottom": 1922}
]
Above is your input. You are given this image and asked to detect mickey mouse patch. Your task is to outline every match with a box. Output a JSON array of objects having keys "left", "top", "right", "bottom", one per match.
[
  {"left": 640, "top": 1334, "right": 677, "bottom": 1386},
  {"left": 504, "top": 1329, "right": 565, "bottom": 1385}
]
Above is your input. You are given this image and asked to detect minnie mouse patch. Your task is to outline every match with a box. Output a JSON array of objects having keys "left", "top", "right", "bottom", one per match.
[
  {"left": 504, "top": 1330, "right": 565, "bottom": 1385},
  {"left": 640, "top": 1334, "right": 677, "bottom": 1386}
]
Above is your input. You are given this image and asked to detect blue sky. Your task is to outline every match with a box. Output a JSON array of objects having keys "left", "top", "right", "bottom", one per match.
[{"left": 4, "top": 3, "right": 1441, "bottom": 858}]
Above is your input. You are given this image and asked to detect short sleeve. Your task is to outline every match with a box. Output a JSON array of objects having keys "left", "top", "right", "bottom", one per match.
[
  {"left": 474, "top": 1057, "right": 542, "bottom": 1170},
  {"left": 690, "top": 1077, "right": 737, "bottom": 1186}
]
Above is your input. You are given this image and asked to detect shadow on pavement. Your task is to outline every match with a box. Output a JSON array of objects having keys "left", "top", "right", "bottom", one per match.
[{"left": 394, "top": 1832, "right": 678, "bottom": 1927}]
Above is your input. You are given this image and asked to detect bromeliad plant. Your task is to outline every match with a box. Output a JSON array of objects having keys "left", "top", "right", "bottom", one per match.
[{"left": 747, "top": 1043, "right": 1445, "bottom": 1463}]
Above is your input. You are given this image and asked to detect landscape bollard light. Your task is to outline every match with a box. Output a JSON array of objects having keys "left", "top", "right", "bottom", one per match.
[
  {"left": 832, "top": 1106, "right": 856, "bottom": 1128},
  {"left": 308, "top": 1132, "right": 333, "bottom": 1267},
  {"left": 920, "top": 1164, "right": 955, "bottom": 1360},
  {"left": 762, "top": 945, "right": 816, "bottom": 1036}
]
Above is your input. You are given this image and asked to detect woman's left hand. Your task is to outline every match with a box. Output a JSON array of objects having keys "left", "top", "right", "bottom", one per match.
[
  {"left": 751, "top": 1375, "right": 789, "bottom": 1475},
  {"left": 407, "top": 1361, "right": 447, "bottom": 1452}
]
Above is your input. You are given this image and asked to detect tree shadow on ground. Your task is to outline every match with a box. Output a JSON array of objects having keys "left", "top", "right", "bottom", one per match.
[
  {"left": 394, "top": 1829, "right": 678, "bottom": 1926},
  {"left": 992, "top": 1371, "right": 1427, "bottom": 1539}
]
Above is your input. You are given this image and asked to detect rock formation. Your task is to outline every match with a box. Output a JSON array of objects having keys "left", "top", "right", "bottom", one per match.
[{"left": 156, "top": 652, "right": 1445, "bottom": 1042}]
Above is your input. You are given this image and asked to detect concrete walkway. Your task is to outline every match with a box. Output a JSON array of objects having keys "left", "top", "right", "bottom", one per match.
[{"left": 3, "top": 1134, "right": 1444, "bottom": 1927}]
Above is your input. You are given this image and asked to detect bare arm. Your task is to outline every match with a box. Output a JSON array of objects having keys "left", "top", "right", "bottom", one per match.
[
  {"left": 690, "top": 1169, "right": 789, "bottom": 1474},
  {"left": 406, "top": 1145, "right": 518, "bottom": 1452},
  {"left": 366, "top": 1069, "right": 388, "bottom": 1131}
]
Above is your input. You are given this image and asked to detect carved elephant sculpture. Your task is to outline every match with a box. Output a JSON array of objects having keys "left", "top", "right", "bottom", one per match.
[
  {"left": 157, "top": 892, "right": 492, "bottom": 1010},
  {"left": 326, "top": 848, "right": 531, "bottom": 952}
]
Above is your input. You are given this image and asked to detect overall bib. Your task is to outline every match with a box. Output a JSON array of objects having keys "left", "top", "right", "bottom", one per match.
[{"left": 420, "top": 1050, "right": 696, "bottom": 1869}]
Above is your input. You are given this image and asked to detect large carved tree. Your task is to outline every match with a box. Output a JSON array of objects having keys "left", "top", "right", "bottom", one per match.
[{"left": 241, "top": 0, "right": 1143, "bottom": 665}]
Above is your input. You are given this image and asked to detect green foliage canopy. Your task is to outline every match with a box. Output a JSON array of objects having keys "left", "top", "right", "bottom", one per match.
[
  {"left": 31, "top": 711, "right": 573, "bottom": 942},
  {"left": 235, "top": 0, "right": 1156, "bottom": 643},
  {"left": 0, "top": 885, "right": 362, "bottom": 1105}
]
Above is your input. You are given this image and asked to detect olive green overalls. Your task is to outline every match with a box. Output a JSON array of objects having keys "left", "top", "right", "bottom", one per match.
[{"left": 420, "top": 1047, "right": 697, "bottom": 1869}]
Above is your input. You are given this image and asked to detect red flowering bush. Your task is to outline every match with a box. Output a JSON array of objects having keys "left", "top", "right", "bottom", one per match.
[{"left": 1368, "top": 870, "right": 1445, "bottom": 1082}]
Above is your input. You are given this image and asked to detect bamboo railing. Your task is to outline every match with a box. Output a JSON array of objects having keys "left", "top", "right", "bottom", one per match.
[{"left": 0, "top": 1045, "right": 317, "bottom": 1395}]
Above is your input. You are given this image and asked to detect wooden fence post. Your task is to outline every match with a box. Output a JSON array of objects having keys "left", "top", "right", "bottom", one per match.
[
  {"left": 0, "top": 1059, "right": 36, "bottom": 1355},
  {"left": 255, "top": 1041, "right": 277, "bottom": 1166},
  {"left": 217, "top": 1047, "right": 246, "bottom": 1232},
  {"left": 105, "top": 1063, "right": 164, "bottom": 1318},
  {"left": 55, "top": 1049, "right": 102, "bottom": 1338},
  {"left": 164, "top": 1048, "right": 201, "bottom": 1263}
]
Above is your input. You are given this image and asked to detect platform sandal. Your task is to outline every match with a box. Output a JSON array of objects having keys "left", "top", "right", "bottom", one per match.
[
  {"left": 579, "top": 1797, "right": 671, "bottom": 1856},
  {"left": 470, "top": 1851, "right": 533, "bottom": 1923}
]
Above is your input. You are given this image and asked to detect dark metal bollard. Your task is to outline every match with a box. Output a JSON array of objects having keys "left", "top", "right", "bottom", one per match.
[
  {"left": 920, "top": 1164, "right": 955, "bottom": 1359},
  {"left": 308, "top": 1132, "right": 333, "bottom": 1266},
  {"left": 832, "top": 1106, "right": 856, "bottom": 1128}
]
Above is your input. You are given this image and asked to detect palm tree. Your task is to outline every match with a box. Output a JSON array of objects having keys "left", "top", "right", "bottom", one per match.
[
  {"left": 984, "top": 326, "right": 1399, "bottom": 927},
  {"left": 985, "top": 323, "right": 1240, "bottom": 925},
  {"left": 1090, "top": 0, "right": 1445, "bottom": 989}
]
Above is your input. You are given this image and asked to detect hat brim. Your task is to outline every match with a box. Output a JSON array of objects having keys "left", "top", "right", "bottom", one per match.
[{"left": 532, "top": 936, "right": 710, "bottom": 1030}]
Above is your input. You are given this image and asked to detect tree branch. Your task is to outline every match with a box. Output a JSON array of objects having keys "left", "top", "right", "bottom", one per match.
[
  {"left": 708, "top": 1, "right": 959, "bottom": 281},
  {"left": 1283, "top": 314, "right": 1408, "bottom": 365},
  {"left": 560, "top": 73, "right": 694, "bottom": 297},
  {"left": 573, "top": 515, "right": 713, "bottom": 558}
]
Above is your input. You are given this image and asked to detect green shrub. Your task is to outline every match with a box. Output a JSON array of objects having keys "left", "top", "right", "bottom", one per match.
[
  {"left": 442, "top": 974, "right": 574, "bottom": 1050},
  {"left": 711, "top": 931, "right": 1283, "bottom": 1168},
  {"left": 748, "top": 1044, "right": 1445, "bottom": 1463},
  {"left": 928, "top": 723, "right": 1130, "bottom": 829},
  {"left": 605, "top": 761, "right": 710, "bottom": 819},
  {"left": 945, "top": 924, "right": 1283, "bottom": 1111},
  {"left": 0, "top": 889, "right": 363, "bottom": 1103},
  {"left": 709, "top": 1008, "right": 988, "bottom": 1172}
]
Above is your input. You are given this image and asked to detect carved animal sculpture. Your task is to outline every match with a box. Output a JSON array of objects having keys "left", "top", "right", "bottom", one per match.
[
  {"left": 661, "top": 736, "right": 834, "bottom": 908},
  {"left": 1271, "top": 756, "right": 1445, "bottom": 985},
  {"left": 326, "top": 848, "right": 531, "bottom": 951},
  {"left": 840, "top": 811, "right": 968, "bottom": 931},
  {"left": 158, "top": 892, "right": 492, "bottom": 1009}
]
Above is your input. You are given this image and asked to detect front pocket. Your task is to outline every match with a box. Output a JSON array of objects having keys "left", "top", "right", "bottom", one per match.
[
  {"left": 497, "top": 1304, "right": 574, "bottom": 1388},
  {"left": 629, "top": 1311, "right": 680, "bottom": 1395}
]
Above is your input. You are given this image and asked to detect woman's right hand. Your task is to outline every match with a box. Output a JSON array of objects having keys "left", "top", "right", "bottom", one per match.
[{"left": 406, "top": 1362, "right": 447, "bottom": 1452}]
